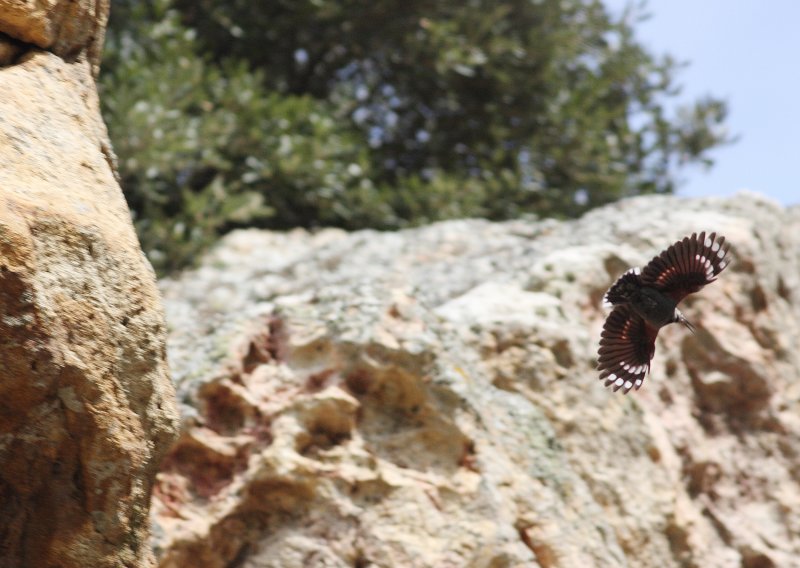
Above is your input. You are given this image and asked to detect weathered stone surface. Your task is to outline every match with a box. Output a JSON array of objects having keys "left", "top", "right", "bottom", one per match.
[
  {"left": 155, "top": 192, "right": 800, "bottom": 567},
  {"left": 0, "top": 47, "right": 178, "bottom": 568},
  {"left": 0, "top": 0, "right": 109, "bottom": 72}
]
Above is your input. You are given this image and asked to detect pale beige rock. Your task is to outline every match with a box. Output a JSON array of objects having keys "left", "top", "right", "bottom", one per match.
[
  {"left": 155, "top": 193, "right": 800, "bottom": 567},
  {"left": 0, "top": 46, "right": 178, "bottom": 568}
]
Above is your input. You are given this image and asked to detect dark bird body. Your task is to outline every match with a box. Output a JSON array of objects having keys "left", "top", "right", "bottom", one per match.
[{"left": 598, "top": 232, "right": 731, "bottom": 393}]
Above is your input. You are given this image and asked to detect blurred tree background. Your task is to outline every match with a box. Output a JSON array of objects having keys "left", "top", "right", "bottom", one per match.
[{"left": 100, "top": 0, "right": 731, "bottom": 274}]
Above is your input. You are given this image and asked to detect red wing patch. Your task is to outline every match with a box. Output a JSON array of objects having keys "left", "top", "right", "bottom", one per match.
[
  {"left": 639, "top": 231, "right": 731, "bottom": 303},
  {"left": 597, "top": 305, "right": 657, "bottom": 394}
]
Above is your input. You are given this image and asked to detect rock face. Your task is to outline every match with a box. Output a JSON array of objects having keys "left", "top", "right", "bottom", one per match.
[
  {"left": 0, "top": 0, "right": 108, "bottom": 72},
  {"left": 155, "top": 193, "right": 800, "bottom": 567},
  {"left": 0, "top": 6, "right": 179, "bottom": 568}
]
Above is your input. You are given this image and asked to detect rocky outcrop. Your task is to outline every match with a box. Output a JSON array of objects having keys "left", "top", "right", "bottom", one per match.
[
  {"left": 0, "top": 6, "right": 179, "bottom": 568},
  {"left": 154, "top": 193, "right": 800, "bottom": 567},
  {"left": 0, "top": 0, "right": 108, "bottom": 72}
]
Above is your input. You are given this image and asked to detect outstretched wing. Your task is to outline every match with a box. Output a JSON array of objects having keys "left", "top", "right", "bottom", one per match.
[
  {"left": 639, "top": 231, "right": 731, "bottom": 304},
  {"left": 597, "top": 305, "right": 657, "bottom": 394}
]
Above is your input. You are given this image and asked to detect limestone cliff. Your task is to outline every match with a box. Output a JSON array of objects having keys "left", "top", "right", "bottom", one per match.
[{"left": 155, "top": 193, "right": 800, "bottom": 567}]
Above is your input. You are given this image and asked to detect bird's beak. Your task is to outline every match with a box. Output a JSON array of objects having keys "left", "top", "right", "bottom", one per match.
[{"left": 678, "top": 313, "right": 696, "bottom": 334}]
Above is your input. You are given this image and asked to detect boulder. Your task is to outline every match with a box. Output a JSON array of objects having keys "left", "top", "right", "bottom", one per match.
[
  {"left": 155, "top": 193, "right": 800, "bottom": 567},
  {"left": 0, "top": 11, "right": 178, "bottom": 568}
]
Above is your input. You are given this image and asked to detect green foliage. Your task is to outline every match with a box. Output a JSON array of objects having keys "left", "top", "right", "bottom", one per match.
[
  {"left": 101, "top": 0, "right": 731, "bottom": 274},
  {"left": 102, "top": 1, "right": 377, "bottom": 271}
]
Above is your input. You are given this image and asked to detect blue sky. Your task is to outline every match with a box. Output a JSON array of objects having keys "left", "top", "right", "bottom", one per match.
[{"left": 604, "top": 0, "right": 798, "bottom": 206}]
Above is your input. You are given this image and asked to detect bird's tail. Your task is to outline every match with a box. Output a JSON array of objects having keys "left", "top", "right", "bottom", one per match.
[{"left": 603, "top": 268, "right": 641, "bottom": 307}]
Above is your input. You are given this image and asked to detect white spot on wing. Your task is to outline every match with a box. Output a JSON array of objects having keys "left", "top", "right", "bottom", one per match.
[
  {"left": 704, "top": 237, "right": 712, "bottom": 247},
  {"left": 712, "top": 242, "right": 720, "bottom": 252},
  {"left": 717, "top": 249, "right": 726, "bottom": 258},
  {"left": 614, "top": 377, "right": 624, "bottom": 387},
  {"left": 624, "top": 380, "right": 633, "bottom": 389}
]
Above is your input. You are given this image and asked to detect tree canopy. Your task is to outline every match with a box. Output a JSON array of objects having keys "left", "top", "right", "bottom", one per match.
[{"left": 101, "top": 0, "right": 731, "bottom": 273}]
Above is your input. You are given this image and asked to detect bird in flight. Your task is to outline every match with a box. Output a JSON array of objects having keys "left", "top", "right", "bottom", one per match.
[{"left": 597, "top": 232, "right": 731, "bottom": 394}]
